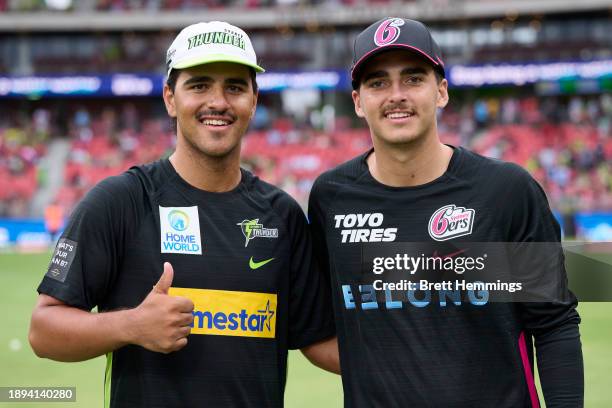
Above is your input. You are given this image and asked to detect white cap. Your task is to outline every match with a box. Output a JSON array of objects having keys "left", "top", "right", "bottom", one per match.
[{"left": 165, "top": 21, "right": 264, "bottom": 77}]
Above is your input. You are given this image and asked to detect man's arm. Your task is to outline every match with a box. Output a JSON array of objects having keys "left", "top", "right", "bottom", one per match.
[
  {"left": 501, "top": 164, "right": 583, "bottom": 407},
  {"left": 301, "top": 336, "right": 340, "bottom": 374},
  {"left": 534, "top": 318, "right": 583, "bottom": 407},
  {"left": 29, "top": 262, "right": 194, "bottom": 362}
]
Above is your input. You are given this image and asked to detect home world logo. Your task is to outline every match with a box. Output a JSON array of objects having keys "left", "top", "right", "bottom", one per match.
[
  {"left": 168, "top": 209, "right": 189, "bottom": 231},
  {"left": 160, "top": 206, "right": 202, "bottom": 254}
]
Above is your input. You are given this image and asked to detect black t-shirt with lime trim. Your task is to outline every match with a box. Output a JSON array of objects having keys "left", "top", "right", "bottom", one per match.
[
  {"left": 38, "top": 158, "right": 335, "bottom": 408},
  {"left": 308, "top": 146, "right": 582, "bottom": 408}
]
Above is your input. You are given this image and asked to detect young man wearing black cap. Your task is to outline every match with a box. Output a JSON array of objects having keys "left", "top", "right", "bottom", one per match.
[
  {"left": 30, "top": 21, "right": 338, "bottom": 408},
  {"left": 309, "top": 17, "right": 583, "bottom": 407}
]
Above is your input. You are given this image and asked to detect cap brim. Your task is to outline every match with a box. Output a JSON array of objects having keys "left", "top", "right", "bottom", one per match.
[
  {"left": 351, "top": 44, "right": 445, "bottom": 86},
  {"left": 170, "top": 54, "right": 265, "bottom": 75}
]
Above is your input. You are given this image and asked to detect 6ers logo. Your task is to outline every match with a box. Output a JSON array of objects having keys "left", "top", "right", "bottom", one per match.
[
  {"left": 428, "top": 204, "right": 475, "bottom": 241},
  {"left": 374, "top": 18, "right": 405, "bottom": 46}
]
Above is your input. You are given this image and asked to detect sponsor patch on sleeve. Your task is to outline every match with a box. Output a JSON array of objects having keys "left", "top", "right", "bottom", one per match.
[{"left": 46, "top": 238, "right": 78, "bottom": 282}]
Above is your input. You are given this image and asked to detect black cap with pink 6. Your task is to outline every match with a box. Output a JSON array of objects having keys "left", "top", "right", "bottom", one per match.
[{"left": 351, "top": 17, "right": 445, "bottom": 89}]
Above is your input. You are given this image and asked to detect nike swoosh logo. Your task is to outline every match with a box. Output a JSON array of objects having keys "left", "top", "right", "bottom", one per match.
[{"left": 249, "top": 257, "right": 275, "bottom": 270}]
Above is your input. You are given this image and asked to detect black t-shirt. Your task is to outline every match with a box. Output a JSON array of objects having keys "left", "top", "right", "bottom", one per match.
[
  {"left": 308, "top": 146, "right": 582, "bottom": 408},
  {"left": 38, "top": 159, "right": 335, "bottom": 408}
]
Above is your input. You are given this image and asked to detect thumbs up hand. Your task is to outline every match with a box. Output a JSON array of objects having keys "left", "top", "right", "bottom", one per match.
[
  {"left": 128, "top": 262, "right": 194, "bottom": 353},
  {"left": 153, "top": 261, "right": 175, "bottom": 294}
]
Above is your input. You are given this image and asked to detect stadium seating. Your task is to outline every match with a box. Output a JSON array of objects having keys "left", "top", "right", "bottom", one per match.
[
  {"left": 0, "top": 125, "right": 46, "bottom": 217},
  {"left": 34, "top": 95, "right": 612, "bottom": 213},
  {"left": 1, "top": 93, "right": 609, "bottom": 217}
]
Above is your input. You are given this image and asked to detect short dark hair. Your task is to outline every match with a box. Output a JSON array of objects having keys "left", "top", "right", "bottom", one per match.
[
  {"left": 434, "top": 70, "right": 443, "bottom": 84},
  {"left": 166, "top": 67, "right": 259, "bottom": 94}
]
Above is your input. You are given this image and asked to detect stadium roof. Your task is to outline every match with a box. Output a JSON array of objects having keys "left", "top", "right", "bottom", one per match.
[{"left": 0, "top": 0, "right": 609, "bottom": 32}]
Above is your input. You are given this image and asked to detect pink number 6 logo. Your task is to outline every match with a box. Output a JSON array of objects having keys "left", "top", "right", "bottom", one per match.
[{"left": 374, "top": 18, "right": 405, "bottom": 46}]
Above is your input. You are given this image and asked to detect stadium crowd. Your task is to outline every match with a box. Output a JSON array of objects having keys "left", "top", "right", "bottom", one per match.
[
  {"left": 0, "top": 93, "right": 610, "bottom": 218},
  {"left": 0, "top": 108, "right": 47, "bottom": 217}
]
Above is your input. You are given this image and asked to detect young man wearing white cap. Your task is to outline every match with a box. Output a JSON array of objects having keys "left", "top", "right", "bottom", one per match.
[
  {"left": 309, "top": 18, "right": 583, "bottom": 407},
  {"left": 30, "top": 21, "right": 338, "bottom": 407}
]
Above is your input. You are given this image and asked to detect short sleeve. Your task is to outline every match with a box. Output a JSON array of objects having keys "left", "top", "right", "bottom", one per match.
[
  {"left": 307, "top": 179, "right": 330, "bottom": 286},
  {"left": 37, "top": 174, "right": 140, "bottom": 310},
  {"left": 287, "top": 197, "right": 335, "bottom": 349}
]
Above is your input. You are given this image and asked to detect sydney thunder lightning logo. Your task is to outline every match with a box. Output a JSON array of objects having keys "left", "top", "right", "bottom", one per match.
[{"left": 236, "top": 219, "right": 278, "bottom": 247}]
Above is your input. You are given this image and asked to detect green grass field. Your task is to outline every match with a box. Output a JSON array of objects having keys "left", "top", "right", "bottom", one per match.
[{"left": 0, "top": 252, "right": 609, "bottom": 407}]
